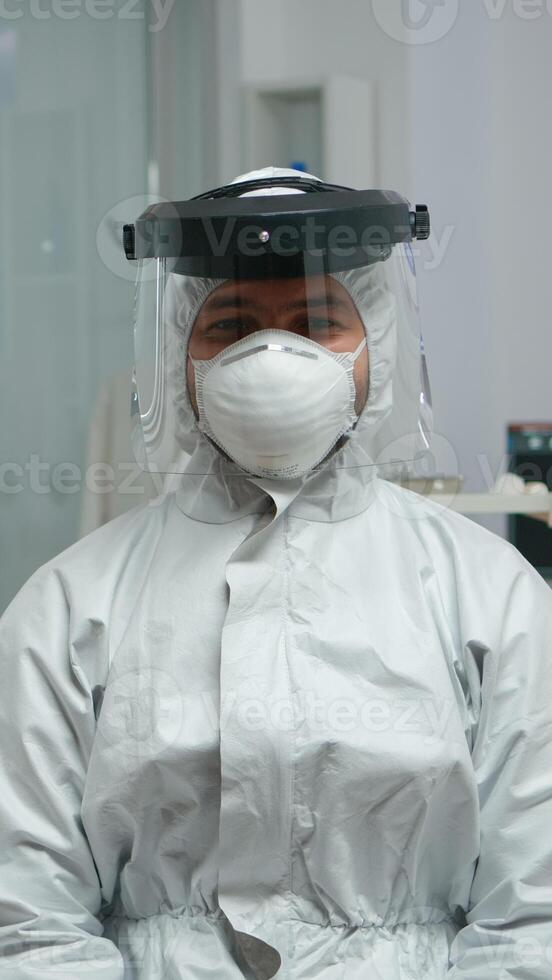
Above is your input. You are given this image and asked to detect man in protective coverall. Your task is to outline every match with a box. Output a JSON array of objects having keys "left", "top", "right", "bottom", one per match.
[{"left": 1, "top": 167, "right": 552, "bottom": 979}]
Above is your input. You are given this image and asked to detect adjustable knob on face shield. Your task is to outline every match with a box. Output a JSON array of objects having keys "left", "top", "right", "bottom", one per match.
[
  {"left": 410, "top": 205, "right": 430, "bottom": 240},
  {"left": 123, "top": 223, "right": 136, "bottom": 260}
]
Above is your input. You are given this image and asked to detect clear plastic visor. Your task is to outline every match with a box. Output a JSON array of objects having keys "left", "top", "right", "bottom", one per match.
[{"left": 132, "top": 246, "right": 432, "bottom": 480}]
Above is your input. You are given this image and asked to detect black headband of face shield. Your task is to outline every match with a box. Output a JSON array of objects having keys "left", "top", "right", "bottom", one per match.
[{"left": 122, "top": 177, "right": 430, "bottom": 277}]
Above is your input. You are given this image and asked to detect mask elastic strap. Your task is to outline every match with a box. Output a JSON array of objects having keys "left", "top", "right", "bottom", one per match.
[{"left": 352, "top": 336, "right": 367, "bottom": 361}]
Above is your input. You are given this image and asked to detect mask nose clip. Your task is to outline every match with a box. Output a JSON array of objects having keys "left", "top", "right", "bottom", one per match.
[{"left": 221, "top": 341, "right": 319, "bottom": 368}]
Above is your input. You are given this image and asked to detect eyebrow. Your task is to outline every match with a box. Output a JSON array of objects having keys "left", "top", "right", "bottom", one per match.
[
  {"left": 282, "top": 296, "right": 351, "bottom": 313},
  {"left": 201, "top": 294, "right": 351, "bottom": 314}
]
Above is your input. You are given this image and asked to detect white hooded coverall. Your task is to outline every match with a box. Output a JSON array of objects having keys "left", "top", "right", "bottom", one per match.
[{"left": 1, "top": 174, "right": 552, "bottom": 979}]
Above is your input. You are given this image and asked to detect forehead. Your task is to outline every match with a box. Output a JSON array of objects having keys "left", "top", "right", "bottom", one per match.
[{"left": 197, "top": 274, "right": 358, "bottom": 313}]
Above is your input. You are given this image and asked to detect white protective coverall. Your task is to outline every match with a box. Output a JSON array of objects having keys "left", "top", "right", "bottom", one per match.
[{"left": 1, "top": 173, "right": 552, "bottom": 980}]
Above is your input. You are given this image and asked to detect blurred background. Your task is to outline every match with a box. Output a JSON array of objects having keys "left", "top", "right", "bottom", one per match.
[{"left": 1, "top": 0, "right": 552, "bottom": 611}]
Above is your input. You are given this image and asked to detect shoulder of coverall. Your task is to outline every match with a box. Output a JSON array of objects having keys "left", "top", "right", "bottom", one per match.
[
  {"left": 379, "top": 477, "right": 552, "bottom": 645},
  {"left": 2, "top": 495, "right": 172, "bottom": 622}
]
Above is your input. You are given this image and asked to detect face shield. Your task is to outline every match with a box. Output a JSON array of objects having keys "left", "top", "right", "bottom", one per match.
[{"left": 124, "top": 175, "right": 432, "bottom": 482}]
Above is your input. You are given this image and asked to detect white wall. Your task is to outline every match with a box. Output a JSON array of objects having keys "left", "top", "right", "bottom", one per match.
[
  {"left": 408, "top": 4, "right": 498, "bottom": 496},
  {"left": 488, "top": 9, "right": 552, "bottom": 439},
  {"left": 230, "top": 0, "right": 552, "bottom": 539},
  {"left": 152, "top": 0, "right": 220, "bottom": 199},
  {"left": 235, "top": 0, "right": 411, "bottom": 191},
  {"left": 215, "top": 0, "right": 243, "bottom": 184},
  {"left": 410, "top": 2, "right": 552, "bottom": 534}
]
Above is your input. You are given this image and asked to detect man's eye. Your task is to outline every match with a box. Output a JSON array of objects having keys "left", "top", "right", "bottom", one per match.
[
  {"left": 207, "top": 319, "right": 247, "bottom": 333},
  {"left": 308, "top": 318, "right": 343, "bottom": 332}
]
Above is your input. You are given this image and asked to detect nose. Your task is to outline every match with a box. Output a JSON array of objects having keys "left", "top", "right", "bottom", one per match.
[{"left": 271, "top": 316, "right": 310, "bottom": 339}]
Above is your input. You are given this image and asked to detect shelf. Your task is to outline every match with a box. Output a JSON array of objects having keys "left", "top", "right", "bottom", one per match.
[{"left": 427, "top": 492, "right": 552, "bottom": 517}]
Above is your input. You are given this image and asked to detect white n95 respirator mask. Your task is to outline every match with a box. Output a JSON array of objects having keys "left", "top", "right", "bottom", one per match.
[{"left": 189, "top": 329, "right": 367, "bottom": 480}]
